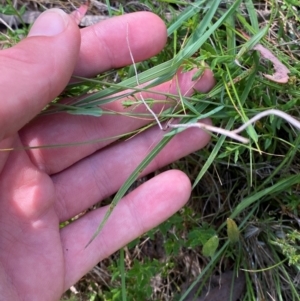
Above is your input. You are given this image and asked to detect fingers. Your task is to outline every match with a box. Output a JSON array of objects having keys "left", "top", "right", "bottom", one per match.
[
  {"left": 0, "top": 9, "right": 166, "bottom": 141},
  {"left": 53, "top": 117, "right": 211, "bottom": 222},
  {"left": 0, "top": 9, "right": 81, "bottom": 141},
  {"left": 20, "top": 68, "right": 215, "bottom": 174},
  {"left": 74, "top": 12, "right": 167, "bottom": 77},
  {"left": 60, "top": 170, "right": 191, "bottom": 289}
]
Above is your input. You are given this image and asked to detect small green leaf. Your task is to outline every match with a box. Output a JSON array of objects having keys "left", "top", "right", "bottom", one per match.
[
  {"left": 67, "top": 108, "right": 102, "bottom": 116},
  {"left": 187, "top": 227, "right": 216, "bottom": 248},
  {"left": 191, "top": 67, "right": 205, "bottom": 81},
  {"left": 264, "top": 138, "right": 272, "bottom": 150},
  {"left": 227, "top": 218, "right": 240, "bottom": 243},
  {"left": 202, "top": 235, "right": 219, "bottom": 258}
]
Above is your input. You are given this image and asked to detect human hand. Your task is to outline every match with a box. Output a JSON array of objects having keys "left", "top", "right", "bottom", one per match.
[{"left": 0, "top": 9, "right": 215, "bottom": 301}]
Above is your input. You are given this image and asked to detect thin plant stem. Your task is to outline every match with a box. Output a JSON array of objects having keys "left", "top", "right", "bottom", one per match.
[
  {"left": 126, "top": 24, "right": 164, "bottom": 130},
  {"left": 168, "top": 122, "right": 250, "bottom": 143},
  {"left": 168, "top": 109, "right": 300, "bottom": 144},
  {"left": 232, "top": 109, "right": 300, "bottom": 134}
]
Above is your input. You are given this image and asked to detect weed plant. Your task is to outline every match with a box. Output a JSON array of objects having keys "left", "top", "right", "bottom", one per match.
[{"left": 1, "top": 0, "right": 300, "bottom": 300}]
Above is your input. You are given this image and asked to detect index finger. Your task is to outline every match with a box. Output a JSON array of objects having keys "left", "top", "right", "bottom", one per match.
[{"left": 73, "top": 12, "right": 167, "bottom": 77}]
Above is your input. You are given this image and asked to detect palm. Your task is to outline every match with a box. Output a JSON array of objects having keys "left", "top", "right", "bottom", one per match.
[{"left": 0, "top": 135, "right": 64, "bottom": 300}]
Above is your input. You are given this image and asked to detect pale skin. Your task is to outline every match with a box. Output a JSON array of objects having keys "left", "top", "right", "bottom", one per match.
[{"left": 0, "top": 9, "right": 215, "bottom": 301}]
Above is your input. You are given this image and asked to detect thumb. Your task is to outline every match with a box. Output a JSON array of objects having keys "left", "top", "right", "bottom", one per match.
[{"left": 0, "top": 9, "right": 81, "bottom": 140}]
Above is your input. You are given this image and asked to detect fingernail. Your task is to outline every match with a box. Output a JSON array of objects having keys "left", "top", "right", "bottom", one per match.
[{"left": 28, "top": 9, "right": 69, "bottom": 37}]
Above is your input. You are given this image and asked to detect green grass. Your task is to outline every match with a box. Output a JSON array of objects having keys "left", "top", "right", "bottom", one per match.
[{"left": 1, "top": 0, "right": 300, "bottom": 300}]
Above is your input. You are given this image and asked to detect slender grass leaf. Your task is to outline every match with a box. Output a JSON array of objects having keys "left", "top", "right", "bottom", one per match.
[
  {"left": 192, "top": 118, "right": 235, "bottom": 188},
  {"left": 244, "top": 0, "right": 259, "bottom": 31},
  {"left": 236, "top": 25, "right": 270, "bottom": 60},
  {"left": 120, "top": 248, "right": 127, "bottom": 301},
  {"left": 85, "top": 134, "right": 174, "bottom": 247},
  {"left": 163, "top": 105, "right": 224, "bottom": 137},
  {"left": 66, "top": 107, "right": 102, "bottom": 116},
  {"left": 230, "top": 174, "right": 300, "bottom": 219},
  {"left": 76, "top": 60, "right": 177, "bottom": 105},
  {"left": 173, "top": 0, "right": 243, "bottom": 65},
  {"left": 167, "top": 0, "right": 205, "bottom": 36},
  {"left": 179, "top": 242, "right": 228, "bottom": 301}
]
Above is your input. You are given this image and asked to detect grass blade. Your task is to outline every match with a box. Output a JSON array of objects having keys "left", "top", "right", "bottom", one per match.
[
  {"left": 230, "top": 174, "right": 300, "bottom": 219},
  {"left": 85, "top": 134, "right": 174, "bottom": 247}
]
